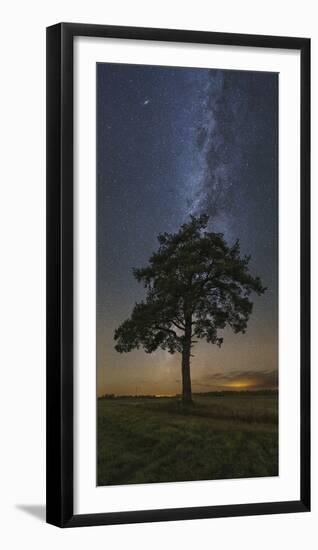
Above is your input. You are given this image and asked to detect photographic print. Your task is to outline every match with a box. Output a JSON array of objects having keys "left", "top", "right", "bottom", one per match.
[{"left": 96, "top": 62, "right": 278, "bottom": 487}]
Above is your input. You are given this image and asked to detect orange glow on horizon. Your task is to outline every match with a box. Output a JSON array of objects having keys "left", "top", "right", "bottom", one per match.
[{"left": 224, "top": 381, "right": 254, "bottom": 389}]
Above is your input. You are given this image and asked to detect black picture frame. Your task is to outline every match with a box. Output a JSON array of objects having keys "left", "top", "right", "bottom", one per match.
[{"left": 46, "top": 22, "right": 310, "bottom": 528}]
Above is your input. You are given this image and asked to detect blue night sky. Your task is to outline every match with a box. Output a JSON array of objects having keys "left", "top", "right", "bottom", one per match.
[{"left": 97, "top": 63, "right": 278, "bottom": 396}]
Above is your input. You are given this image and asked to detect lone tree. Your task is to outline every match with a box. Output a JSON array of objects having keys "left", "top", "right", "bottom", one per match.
[{"left": 114, "top": 215, "right": 266, "bottom": 403}]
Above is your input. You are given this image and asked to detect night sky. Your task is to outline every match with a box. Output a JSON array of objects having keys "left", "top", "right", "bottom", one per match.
[{"left": 97, "top": 63, "right": 278, "bottom": 396}]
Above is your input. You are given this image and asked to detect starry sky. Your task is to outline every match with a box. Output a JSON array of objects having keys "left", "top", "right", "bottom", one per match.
[{"left": 96, "top": 63, "right": 278, "bottom": 396}]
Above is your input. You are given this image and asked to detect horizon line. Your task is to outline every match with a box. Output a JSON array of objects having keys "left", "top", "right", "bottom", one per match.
[{"left": 98, "top": 388, "right": 278, "bottom": 399}]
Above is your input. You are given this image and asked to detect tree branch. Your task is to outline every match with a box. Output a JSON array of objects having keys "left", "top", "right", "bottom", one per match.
[
  {"left": 171, "top": 320, "right": 185, "bottom": 331},
  {"left": 154, "top": 326, "right": 178, "bottom": 339}
]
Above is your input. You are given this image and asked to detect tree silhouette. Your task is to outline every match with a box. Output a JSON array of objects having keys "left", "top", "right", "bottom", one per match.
[{"left": 114, "top": 215, "right": 266, "bottom": 403}]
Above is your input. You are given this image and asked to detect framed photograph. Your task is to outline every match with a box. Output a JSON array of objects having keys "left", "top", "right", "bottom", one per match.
[{"left": 46, "top": 23, "right": 310, "bottom": 527}]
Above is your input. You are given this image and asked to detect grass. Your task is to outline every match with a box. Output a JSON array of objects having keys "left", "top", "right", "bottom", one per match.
[{"left": 97, "top": 392, "right": 278, "bottom": 486}]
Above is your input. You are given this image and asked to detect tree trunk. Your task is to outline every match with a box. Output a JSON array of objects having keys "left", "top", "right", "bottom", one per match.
[{"left": 181, "top": 319, "right": 192, "bottom": 403}]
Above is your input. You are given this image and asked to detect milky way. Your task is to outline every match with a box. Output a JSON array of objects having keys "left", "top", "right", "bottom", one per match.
[{"left": 96, "top": 63, "right": 278, "bottom": 396}]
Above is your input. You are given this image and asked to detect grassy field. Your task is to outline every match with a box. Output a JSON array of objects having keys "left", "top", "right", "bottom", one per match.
[{"left": 97, "top": 392, "right": 278, "bottom": 486}]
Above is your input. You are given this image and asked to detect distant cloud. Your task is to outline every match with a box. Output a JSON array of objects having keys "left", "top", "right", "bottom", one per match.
[{"left": 193, "top": 369, "right": 278, "bottom": 390}]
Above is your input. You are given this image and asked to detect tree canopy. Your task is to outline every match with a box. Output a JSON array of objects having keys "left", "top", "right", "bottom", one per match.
[{"left": 114, "top": 214, "right": 266, "bottom": 401}]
